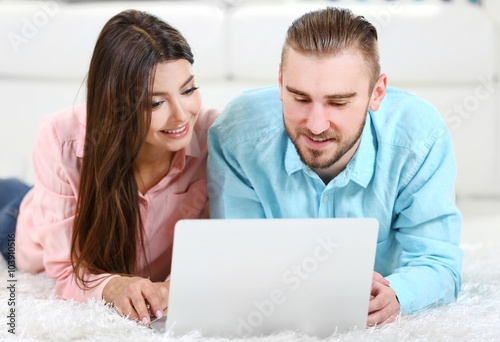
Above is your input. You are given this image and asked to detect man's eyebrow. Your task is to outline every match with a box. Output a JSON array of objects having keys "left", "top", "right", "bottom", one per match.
[
  {"left": 326, "top": 92, "right": 357, "bottom": 100},
  {"left": 152, "top": 75, "right": 194, "bottom": 96},
  {"left": 286, "top": 85, "right": 357, "bottom": 100},
  {"left": 286, "top": 86, "right": 309, "bottom": 97}
]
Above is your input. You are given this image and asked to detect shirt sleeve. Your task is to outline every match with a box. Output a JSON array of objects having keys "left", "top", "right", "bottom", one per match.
[
  {"left": 207, "top": 115, "right": 266, "bottom": 219},
  {"left": 386, "top": 123, "right": 464, "bottom": 313},
  {"left": 30, "top": 116, "right": 117, "bottom": 302}
]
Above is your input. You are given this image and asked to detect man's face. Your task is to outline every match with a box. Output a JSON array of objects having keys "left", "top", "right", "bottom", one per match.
[{"left": 279, "top": 48, "right": 377, "bottom": 170}]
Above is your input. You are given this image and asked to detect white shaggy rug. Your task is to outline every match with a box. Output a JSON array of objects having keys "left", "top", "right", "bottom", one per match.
[{"left": 1, "top": 215, "right": 499, "bottom": 342}]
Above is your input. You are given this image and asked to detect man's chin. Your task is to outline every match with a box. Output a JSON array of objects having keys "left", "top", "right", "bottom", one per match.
[
  {"left": 299, "top": 149, "right": 337, "bottom": 169},
  {"left": 306, "top": 160, "right": 335, "bottom": 170}
]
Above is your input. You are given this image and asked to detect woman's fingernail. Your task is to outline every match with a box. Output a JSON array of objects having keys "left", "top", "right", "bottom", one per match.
[
  {"left": 156, "top": 310, "right": 163, "bottom": 318},
  {"left": 142, "top": 317, "right": 149, "bottom": 325}
]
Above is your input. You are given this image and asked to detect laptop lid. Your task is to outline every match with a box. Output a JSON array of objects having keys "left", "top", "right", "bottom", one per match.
[{"left": 164, "top": 218, "right": 379, "bottom": 338}]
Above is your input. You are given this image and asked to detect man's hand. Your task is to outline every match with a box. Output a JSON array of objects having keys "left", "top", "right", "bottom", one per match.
[
  {"left": 367, "top": 272, "right": 400, "bottom": 326},
  {"left": 103, "top": 276, "right": 170, "bottom": 325}
]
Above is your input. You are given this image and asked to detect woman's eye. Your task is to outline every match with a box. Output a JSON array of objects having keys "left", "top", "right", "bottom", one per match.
[
  {"left": 152, "top": 101, "right": 163, "bottom": 109},
  {"left": 183, "top": 86, "right": 199, "bottom": 95}
]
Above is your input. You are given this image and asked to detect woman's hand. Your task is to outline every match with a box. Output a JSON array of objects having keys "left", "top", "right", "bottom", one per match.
[{"left": 103, "top": 276, "right": 170, "bottom": 325}]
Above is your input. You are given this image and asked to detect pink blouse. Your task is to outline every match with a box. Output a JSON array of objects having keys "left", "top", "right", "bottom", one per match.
[{"left": 15, "top": 103, "right": 220, "bottom": 302}]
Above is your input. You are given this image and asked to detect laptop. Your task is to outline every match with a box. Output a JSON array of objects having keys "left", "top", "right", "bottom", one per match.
[{"left": 150, "top": 218, "right": 379, "bottom": 338}]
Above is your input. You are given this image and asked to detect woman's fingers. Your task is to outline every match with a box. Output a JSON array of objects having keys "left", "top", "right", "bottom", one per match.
[
  {"left": 103, "top": 276, "right": 166, "bottom": 324},
  {"left": 140, "top": 280, "right": 166, "bottom": 319},
  {"left": 113, "top": 294, "right": 140, "bottom": 322},
  {"left": 153, "top": 280, "right": 171, "bottom": 313}
]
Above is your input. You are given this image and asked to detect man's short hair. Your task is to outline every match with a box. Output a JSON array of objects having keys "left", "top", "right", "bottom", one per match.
[{"left": 281, "top": 7, "right": 381, "bottom": 92}]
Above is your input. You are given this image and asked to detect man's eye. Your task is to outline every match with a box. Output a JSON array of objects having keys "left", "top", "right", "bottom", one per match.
[
  {"left": 295, "top": 98, "right": 310, "bottom": 103},
  {"left": 330, "top": 102, "right": 347, "bottom": 107}
]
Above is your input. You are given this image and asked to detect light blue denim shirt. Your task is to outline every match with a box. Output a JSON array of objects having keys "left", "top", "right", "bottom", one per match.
[{"left": 208, "top": 85, "right": 463, "bottom": 314}]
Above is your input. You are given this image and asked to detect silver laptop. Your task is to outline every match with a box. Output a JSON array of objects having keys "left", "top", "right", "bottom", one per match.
[{"left": 151, "top": 218, "right": 379, "bottom": 338}]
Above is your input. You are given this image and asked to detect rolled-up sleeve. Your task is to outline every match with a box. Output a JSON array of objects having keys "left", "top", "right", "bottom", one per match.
[
  {"left": 18, "top": 113, "right": 116, "bottom": 302},
  {"left": 387, "top": 124, "right": 463, "bottom": 313}
]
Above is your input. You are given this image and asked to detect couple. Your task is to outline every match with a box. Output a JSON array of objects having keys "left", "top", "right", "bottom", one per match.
[{"left": 0, "top": 7, "right": 462, "bottom": 329}]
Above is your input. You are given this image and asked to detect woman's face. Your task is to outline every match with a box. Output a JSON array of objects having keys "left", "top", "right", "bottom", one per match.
[{"left": 143, "top": 59, "right": 201, "bottom": 159}]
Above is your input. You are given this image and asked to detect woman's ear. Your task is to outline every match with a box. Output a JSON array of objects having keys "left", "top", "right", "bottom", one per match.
[{"left": 369, "top": 74, "right": 387, "bottom": 112}]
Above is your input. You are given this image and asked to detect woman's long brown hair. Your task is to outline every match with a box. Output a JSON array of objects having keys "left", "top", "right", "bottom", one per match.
[{"left": 71, "top": 10, "right": 194, "bottom": 289}]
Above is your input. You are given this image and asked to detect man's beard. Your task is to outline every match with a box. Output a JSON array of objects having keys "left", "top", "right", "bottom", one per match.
[{"left": 284, "top": 112, "right": 366, "bottom": 170}]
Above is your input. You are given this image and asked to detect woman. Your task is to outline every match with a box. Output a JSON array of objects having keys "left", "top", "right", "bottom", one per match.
[{"left": 1, "top": 10, "right": 219, "bottom": 325}]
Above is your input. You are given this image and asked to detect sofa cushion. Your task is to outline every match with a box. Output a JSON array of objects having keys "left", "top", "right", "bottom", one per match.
[
  {"left": 229, "top": 2, "right": 496, "bottom": 84},
  {"left": 0, "top": 1, "right": 226, "bottom": 82}
]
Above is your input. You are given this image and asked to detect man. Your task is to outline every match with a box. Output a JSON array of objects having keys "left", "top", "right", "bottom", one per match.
[{"left": 207, "top": 7, "right": 463, "bottom": 326}]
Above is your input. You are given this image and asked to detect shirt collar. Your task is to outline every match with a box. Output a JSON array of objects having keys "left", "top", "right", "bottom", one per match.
[
  {"left": 139, "top": 134, "right": 202, "bottom": 198},
  {"left": 343, "top": 112, "right": 376, "bottom": 188},
  {"left": 284, "top": 135, "right": 304, "bottom": 175},
  {"left": 283, "top": 112, "right": 376, "bottom": 188}
]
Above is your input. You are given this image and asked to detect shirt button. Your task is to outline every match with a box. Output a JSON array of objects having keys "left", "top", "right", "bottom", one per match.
[{"left": 322, "top": 195, "right": 329, "bottom": 203}]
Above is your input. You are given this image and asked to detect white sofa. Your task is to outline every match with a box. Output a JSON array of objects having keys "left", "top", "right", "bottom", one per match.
[{"left": 1, "top": 0, "right": 499, "bottom": 198}]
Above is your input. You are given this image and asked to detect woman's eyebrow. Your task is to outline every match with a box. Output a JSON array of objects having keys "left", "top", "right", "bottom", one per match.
[
  {"left": 180, "top": 75, "right": 194, "bottom": 89},
  {"left": 152, "top": 75, "right": 195, "bottom": 96}
]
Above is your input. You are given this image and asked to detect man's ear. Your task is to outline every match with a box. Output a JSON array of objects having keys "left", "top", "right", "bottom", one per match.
[
  {"left": 369, "top": 74, "right": 387, "bottom": 112},
  {"left": 278, "top": 63, "right": 284, "bottom": 102}
]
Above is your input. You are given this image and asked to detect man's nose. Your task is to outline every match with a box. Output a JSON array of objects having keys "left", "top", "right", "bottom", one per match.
[{"left": 306, "top": 104, "right": 330, "bottom": 135}]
